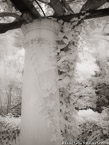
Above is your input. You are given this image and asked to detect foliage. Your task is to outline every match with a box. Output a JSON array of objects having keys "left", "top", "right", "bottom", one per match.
[
  {"left": 77, "top": 108, "right": 109, "bottom": 144},
  {"left": 0, "top": 115, "right": 20, "bottom": 145},
  {"left": 0, "top": 30, "right": 24, "bottom": 116},
  {"left": 57, "top": 15, "right": 109, "bottom": 143},
  {"left": 57, "top": 15, "right": 89, "bottom": 141}
]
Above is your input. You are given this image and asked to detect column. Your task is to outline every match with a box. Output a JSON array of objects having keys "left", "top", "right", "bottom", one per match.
[{"left": 20, "top": 19, "right": 60, "bottom": 145}]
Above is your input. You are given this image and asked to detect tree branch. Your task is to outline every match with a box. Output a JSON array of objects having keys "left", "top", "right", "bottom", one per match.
[
  {"left": 37, "top": 0, "right": 49, "bottom": 5},
  {"left": 80, "top": 0, "right": 107, "bottom": 12},
  {"left": 11, "top": 103, "right": 21, "bottom": 110},
  {"left": 34, "top": 0, "right": 46, "bottom": 16},
  {"left": 0, "top": 20, "right": 24, "bottom": 33},
  {"left": 52, "top": 8, "right": 109, "bottom": 21},
  {"left": 0, "top": 12, "right": 21, "bottom": 20},
  {"left": 0, "top": 8, "right": 109, "bottom": 33},
  {"left": 23, "top": 0, "right": 41, "bottom": 18}
]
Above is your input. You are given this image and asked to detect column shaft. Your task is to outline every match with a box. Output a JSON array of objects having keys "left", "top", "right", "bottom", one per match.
[{"left": 21, "top": 19, "right": 60, "bottom": 145}]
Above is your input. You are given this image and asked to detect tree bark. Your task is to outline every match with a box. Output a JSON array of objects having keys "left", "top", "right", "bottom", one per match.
[{"left": 21, "top": 19, "right": 61, "bottom": 145}]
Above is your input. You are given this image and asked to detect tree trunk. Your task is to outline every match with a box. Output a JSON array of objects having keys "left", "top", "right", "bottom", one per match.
[
  {"left": 21, "top": 19, "right": 61, "bottom": 145},
  {"left": 7, "top": 87, "right": 12, "bottom": 114}
]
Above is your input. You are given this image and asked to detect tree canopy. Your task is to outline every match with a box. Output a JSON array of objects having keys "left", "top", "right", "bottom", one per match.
[{"left": 0, "top": 0, "right": 109, "bottom": 33}]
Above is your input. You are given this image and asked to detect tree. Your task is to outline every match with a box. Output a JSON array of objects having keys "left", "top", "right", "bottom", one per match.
[
  {"left": 0, "top": 0, "right": 109, "bottom": 33},
  {"left": 0, "top": 32, "right": 24, "bottom": 116},
  {"left": 0, "top": 0, "right": 109, "bottom": 145}
]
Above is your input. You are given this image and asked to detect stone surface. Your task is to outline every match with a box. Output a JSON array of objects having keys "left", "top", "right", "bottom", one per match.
[{"left": 21, "top": 19, "right": 60, "bottom": 145}]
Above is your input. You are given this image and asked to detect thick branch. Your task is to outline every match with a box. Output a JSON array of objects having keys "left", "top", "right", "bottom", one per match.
[
  {"left": 9, "top": 0, "right": 41, "bottom": 18},
  {"left": 80, "top": 0, "right": 107, "bottom": 11},
  {"left": 0, "top": 8, "right": 109, "bottom": 33},
  {"left": 23, "top": 0, "right": 41, "bottom": 18},
  {"left": 0, "top": 12, "right": 20, "bottom": 20},
  {"left": 52, "top": 8, "right": 109, "bottom": 21},
  {"left": 0, "top": 20, "right": 24, "bottom": 33}
]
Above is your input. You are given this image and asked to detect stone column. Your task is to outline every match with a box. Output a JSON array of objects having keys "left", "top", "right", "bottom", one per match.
[{"left": 21, "top": 19, "right": 60, "bottom": 145}]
